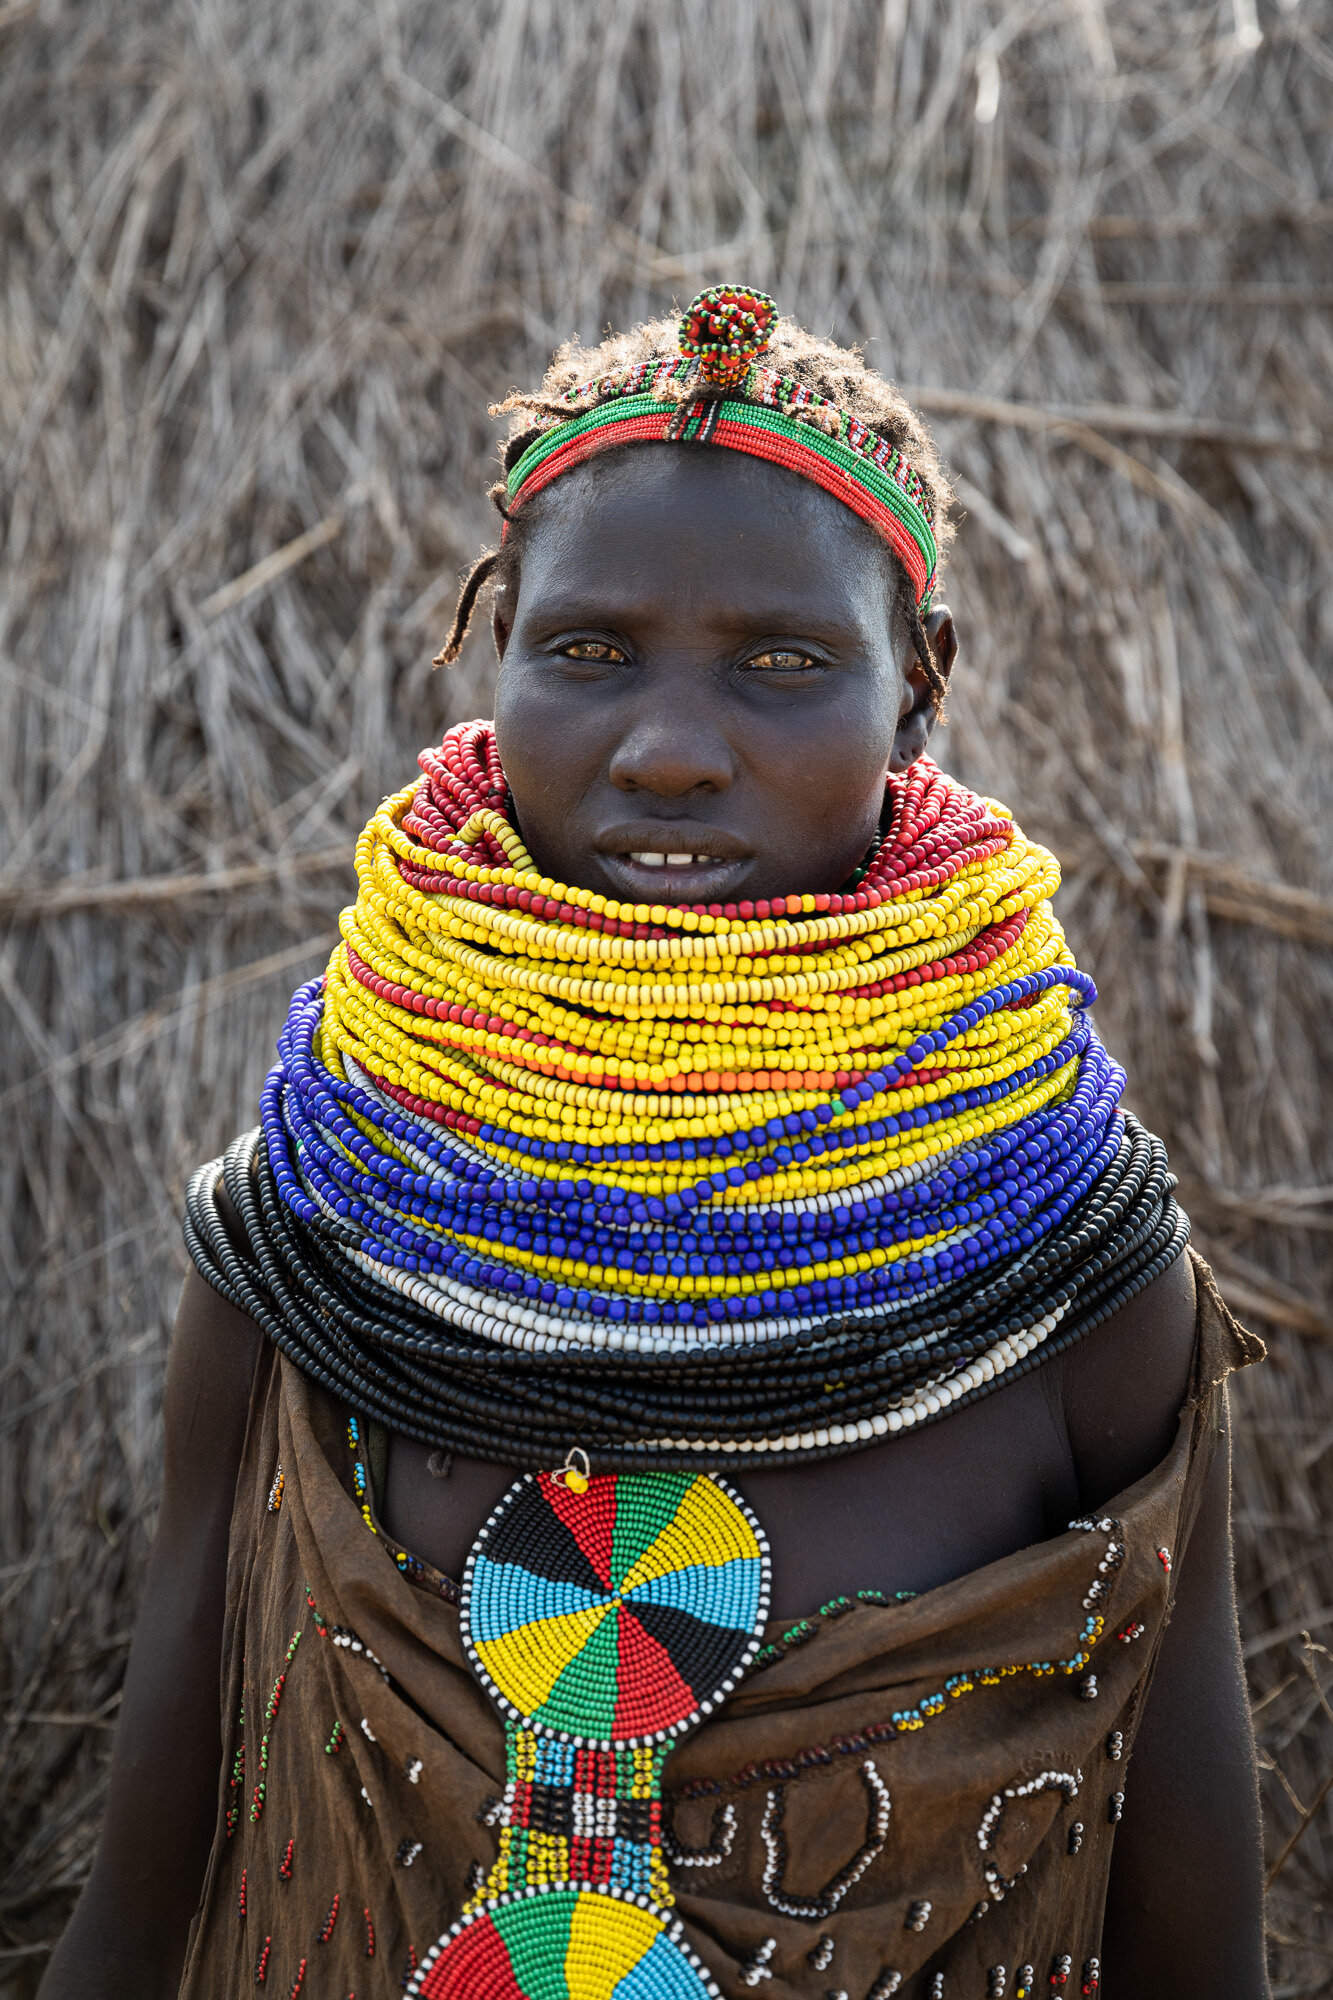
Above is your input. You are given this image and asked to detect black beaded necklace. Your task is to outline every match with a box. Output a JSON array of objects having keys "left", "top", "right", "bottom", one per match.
[{"left": 184, "top": 1112, "right": 1186, "bottom": 1470}]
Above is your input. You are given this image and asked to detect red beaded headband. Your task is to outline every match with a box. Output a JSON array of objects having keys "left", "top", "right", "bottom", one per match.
[{"left": 504, "top": 285, "right": 941, "bottom": 609}]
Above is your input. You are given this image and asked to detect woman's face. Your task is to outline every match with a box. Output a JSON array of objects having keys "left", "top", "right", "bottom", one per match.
[{"left": 492, "top": 445, "right": 953, "bottom": 906}]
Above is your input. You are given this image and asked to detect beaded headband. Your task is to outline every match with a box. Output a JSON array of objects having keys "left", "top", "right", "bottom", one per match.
[{"left": 505, "top": 284, "right": 941, "bottom": 610}]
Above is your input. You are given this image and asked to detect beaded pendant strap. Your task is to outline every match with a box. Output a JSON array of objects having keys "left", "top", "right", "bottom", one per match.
[
  {"left": 504, "top": 283, "right": 940, "bottom": 609},
  {"left": 408, "top": 1462, "right": 770, "bottom": 1998}
]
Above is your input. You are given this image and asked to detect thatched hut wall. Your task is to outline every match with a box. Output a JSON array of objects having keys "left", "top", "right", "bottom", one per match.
[{"left": 1, "top": 0, "right": 1329, "bottom": 1986}]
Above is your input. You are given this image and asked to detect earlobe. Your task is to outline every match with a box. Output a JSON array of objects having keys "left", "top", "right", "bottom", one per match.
[
  {"left": 889, "top": 606, "right": 957, "bottom": 772},
  {"left": 492, "top": 603, "right": 511, "bottom": 662},
  {"left": 889, "top": 703, "right": 933, "bottom": 772}
]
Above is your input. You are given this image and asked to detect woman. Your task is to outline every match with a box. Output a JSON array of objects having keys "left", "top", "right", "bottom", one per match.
[{"left": 41, "top": 288, "right": 1269, "bottom": 2000}]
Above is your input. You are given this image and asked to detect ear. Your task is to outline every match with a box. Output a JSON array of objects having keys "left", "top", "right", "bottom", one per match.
[
  {"left": 493, "top": 600, "right": 512, "bottom": 662},
  {"left": 889, "top": 606, "right": 958, "bottom": 772}
]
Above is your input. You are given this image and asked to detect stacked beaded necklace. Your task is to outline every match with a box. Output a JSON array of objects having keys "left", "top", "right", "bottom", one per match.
[{"left": 186, "top": 719, "right": 1187, "bottom": 1469}]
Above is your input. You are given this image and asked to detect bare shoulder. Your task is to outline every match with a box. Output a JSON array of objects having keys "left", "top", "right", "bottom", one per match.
[
  {"left": 163, "top": 1261, "right": 264, "bottom": 1486},
  {"left": 1054, "top": 1247, "right": 1198, "bottom": 1513}
]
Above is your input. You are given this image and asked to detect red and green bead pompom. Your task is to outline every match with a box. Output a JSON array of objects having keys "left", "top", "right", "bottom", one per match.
[{"left": 677, "top": 285, "right": 777, "bottom": 391}]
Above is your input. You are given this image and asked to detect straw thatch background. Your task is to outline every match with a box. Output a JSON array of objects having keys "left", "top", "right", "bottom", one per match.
[{"left": 1, "top": 0, "right": 1330, "bottom": 1989}]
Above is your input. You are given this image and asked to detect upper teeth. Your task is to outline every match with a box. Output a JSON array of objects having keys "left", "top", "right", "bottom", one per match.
[{"left": 629, "top": 852, "right": 718, "bottom": 868}]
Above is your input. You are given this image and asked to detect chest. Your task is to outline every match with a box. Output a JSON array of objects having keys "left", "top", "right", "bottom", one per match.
[{"left": 380, "top": 1363, "right": 1081, "bottom": 1620}]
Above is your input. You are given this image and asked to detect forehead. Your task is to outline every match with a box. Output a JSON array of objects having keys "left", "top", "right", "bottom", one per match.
[{"left": 509, "top": 444, "right": 903, "bottom": 639}]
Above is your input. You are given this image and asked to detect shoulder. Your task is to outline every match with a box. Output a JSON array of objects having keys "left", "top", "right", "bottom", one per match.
[
  {"left": 162, "top": 1183, "right": 265, "bottom": 1494},
  {"left": 1053, "top": 1246, "right": 1199, "bottom": 1513}
]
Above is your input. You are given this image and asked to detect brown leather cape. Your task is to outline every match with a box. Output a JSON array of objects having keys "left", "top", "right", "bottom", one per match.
[{"left": 179, "top": 1251, "right": 1259, "bottom": 1999}]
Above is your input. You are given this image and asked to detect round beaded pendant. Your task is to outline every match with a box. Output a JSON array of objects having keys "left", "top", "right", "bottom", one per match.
[
  {"left": 409, "top": 1470, "right": 769, "bottom": 1999},
  {"left": 462, "top": 1469, "right": 770, "bottom": 1747},
  {"left": 411, "top": 1884, "right": 722, "bottom": 1999}
]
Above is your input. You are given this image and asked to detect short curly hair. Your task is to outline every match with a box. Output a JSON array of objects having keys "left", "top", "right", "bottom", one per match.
[{"left": 438, "top": 311, "right": 956, "bottom": 704}]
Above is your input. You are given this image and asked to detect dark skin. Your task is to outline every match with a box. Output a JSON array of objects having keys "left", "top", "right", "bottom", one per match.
[{"left": 41, "top": 447, "right": 1269, "bottom": 1999}]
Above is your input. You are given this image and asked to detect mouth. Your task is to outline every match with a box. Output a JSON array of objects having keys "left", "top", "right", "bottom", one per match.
[{"left": 595, "top": 826, "right": 753, "bottom": 904}]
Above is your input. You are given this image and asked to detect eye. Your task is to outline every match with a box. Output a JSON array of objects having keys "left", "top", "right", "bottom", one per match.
[
  {"left": 747, "top": 648, "right": 819, "bottom": 673},
  {"left": 561, "top": 639, "right": 626, "bottom": 663}
]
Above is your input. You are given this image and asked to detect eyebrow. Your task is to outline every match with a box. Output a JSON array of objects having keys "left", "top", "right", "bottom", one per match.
[{"left": 517, "top": 586, "right": 872, "bottom": 646}]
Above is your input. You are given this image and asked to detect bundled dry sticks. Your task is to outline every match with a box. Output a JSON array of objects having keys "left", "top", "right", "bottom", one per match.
[{"left": 0, "top": 0, "right": 1330, "bottom": 1988}]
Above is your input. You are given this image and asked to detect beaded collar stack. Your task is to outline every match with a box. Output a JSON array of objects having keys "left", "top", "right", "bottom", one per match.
[
  {"left": 185, "top": 719, "right": 1187, "bottom": 1470},
  {"left": 504, "top": 284, "right": 941, "bottom": 609}
]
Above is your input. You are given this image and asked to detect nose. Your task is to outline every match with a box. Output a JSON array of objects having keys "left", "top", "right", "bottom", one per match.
[{"left": 607, "top": 716, "right": 736, "bottom": 798}]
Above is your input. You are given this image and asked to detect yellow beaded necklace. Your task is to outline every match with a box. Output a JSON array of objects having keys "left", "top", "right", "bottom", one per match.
[{"left": 319, "top": 759, "right": 1070, "bottom": 1218}]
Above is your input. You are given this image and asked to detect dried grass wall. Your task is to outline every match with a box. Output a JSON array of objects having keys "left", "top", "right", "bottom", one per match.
[{"left": 1, "top": 0, "right": 1330, "bottom": 1989}]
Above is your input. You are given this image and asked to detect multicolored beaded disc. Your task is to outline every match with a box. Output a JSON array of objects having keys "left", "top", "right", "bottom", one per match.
[
  {"left": 409, "top": 1471, "right": 769, "bottom": 2000},
  {"left": 411, "top": 1885, "right": 721, "bottom": 2000},
  {"left": 463, "top": 1470, "right": 769, "bottom": 1747}
]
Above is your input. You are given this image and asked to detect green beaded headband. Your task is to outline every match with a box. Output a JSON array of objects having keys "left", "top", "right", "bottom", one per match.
[{"left": 505, "top": 285, "right": 940, "bottom": 609}]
